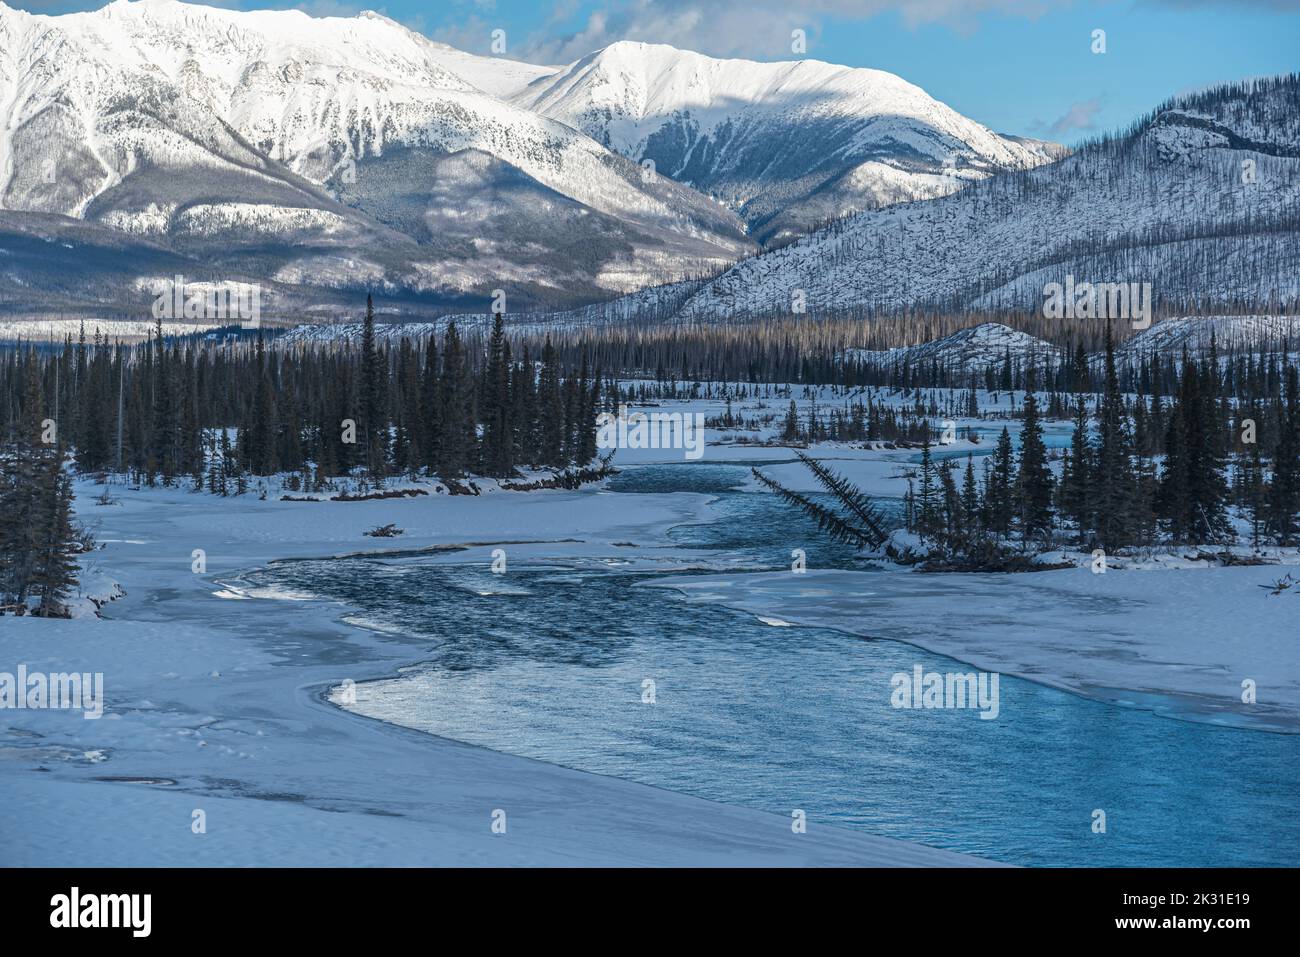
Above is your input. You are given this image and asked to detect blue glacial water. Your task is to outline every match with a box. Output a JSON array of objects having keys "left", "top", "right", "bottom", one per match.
[{"left": 248, "top": 462, "right": 1300, "bottom": 866}]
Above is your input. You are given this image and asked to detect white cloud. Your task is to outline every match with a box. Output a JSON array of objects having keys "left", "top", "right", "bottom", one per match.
[{"left": 1045, "top": 97, "right": 1104, "bottom": 137}]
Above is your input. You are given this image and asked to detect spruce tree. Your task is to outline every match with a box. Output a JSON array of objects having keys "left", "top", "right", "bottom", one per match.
[
  {"left": 1060, "top": 396, "right": 1091, "bottom": 540},
  {"left": 961, "top": 454, "right": 980, "bottom": 536},
  {"left": 578, "top": 362, "right": 600, "bottom": 466},
  {"left": 1093, "top": 322, "right": 1136, "bottom": 550},
  {"left": 481, "top": 312, "right": 513, "bottom": 477},
  {"left": 31, "top": 465, "right": 78, "bottom": 617},
  {"left": 988, "top": 427, "right": 1015, "bottom": 539},
  {"left": 360, "top": 294, "right": 386, "bottom": 479},
  {"left": 1015, "top": 391, "right": 1054, "bottom": 540},
  {"left": 437, "top": 322, "right": 473, "bottom": 477},
  {"left": 1160, "top": 357, "right": 1230, "bottom": 543},
  {"left": 781, "top": 400, "right": 800, "bottom": 442},
  {"left": 420, "top": 337, "right": 442, "bottom": 473},
  {"left": 1267, "top": 363, "right": 1299, "bottom": 545},
  {"left": 915, "top": 437, "right": 941, "bottom": 544},
  {"left": 537, "top": 338, "right": 564, "bottom": 468}
]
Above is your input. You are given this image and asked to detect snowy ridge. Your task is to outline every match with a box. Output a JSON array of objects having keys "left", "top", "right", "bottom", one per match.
[
  {"left": 515, "top": 41, "right": 1059, "bottom": 244},
  {"left": 420, "top": 41, "right": 559, "bottom": 100},
  {"left": 1119, "top": 315, "right": 1300, "bottom": 357},
  {"left": 0, "top": 316, "right": 220, "bottom": 341},
  {"left": 653, "top": 75, "right": 1300, "bottom": 323},
  {"left": 843, "top": 322, "right": 1061, "bottom": 372},
  {"left": 276, "top": 318, "right": 444, "bottom": 347},
  {"left": 274, "top": 275, "right": 711, "bottom": 345}
]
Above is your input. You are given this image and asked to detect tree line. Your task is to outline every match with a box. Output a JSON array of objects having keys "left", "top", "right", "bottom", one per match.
[
  {"left": 0, "top": 300, "right": 606, "bottom": 613},
  {"left": 0, "top": 300, "right": 605, "bottom": 495},
  {"left": 899, "top": 324, "right": 1299, "bottom": 561},
  {"left": 748, "top": 321, "right": 1299, "bottom": 564}
]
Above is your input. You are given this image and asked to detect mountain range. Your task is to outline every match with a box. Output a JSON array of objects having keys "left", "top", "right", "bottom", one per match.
[
  {"left": 0, "top": 0, "right": 1059, "bottom": 320},
  {"left": 2, "top": 1, "right": 1295, "bottom": 331},
  {"left": 567, "top": 73, "right": 1300, "bottom": 328},
  {"left": 509, "top": 40, "right": 1060, "bottom": 245}
]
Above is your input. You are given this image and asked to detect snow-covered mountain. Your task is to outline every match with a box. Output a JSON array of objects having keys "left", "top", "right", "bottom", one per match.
[
  {"left": 420, "top": 42, "right": 559, "bottom": 101},
  {"left": 513, "top": 41, "right": 1060, "bottom": 245},
  {"left": 4, "top": 2, "right": 1292, "bottom": 329},
  {"left": 654, "top": 74, "right": 1300, "bottom": 324},
  {"left": 0, "top": 0, "right": 752, "bottom": 316}
]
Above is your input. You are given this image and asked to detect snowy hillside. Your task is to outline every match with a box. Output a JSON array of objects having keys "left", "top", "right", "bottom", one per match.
[
  {"left": 657, "top": 75, "right": 1300, "bottom": 323},
  {"left": 1119, "top": 315, "right": 1300, "bottom": 358},
  {"left": 275, "top": 274, "right": 715, "bottom": 344},
  {"left": 0, "top": 0, "right": 753, "bottom": 315},
  {"left": 844, "top": 322, "right": 1062, "bottom": 372},
  {"left": 420, "top": 42, "right": 559, "bottom": 100},
  {"left": 0, "top": 315, "right": 218, "bottom": 341},
  {"left": 515, "top": 41, "right": 1059, "bottom": 244}
]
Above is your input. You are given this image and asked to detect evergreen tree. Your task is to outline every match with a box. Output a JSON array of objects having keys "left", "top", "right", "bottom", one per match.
[
  {"left": 987, "top": 427, "right": 1015, "bottom": 538},
  {"left": 481, "top": 312, "right": 513, "bottom": 477},
  {"left": 915, "top": 437, "right": 941, "bottom": 543},
  {"left": 1159, "top": 357, "right": 1230, "bottom": 543},
  {"left": 537, "top": 338, "right": 565, "bottom": 467},
  {"left": 578, "top": 362, "right": 600, "bottom": 465},
  {"left": 437, "top": 322, "right": 473, "bottom": 477},
  {"left": 961, "top": 454, "right": 981, "bottom": 537},
  {"left": 1093, "top": 322, "right": 1137, "bottom": 549},
  {"left": 1267, "top": 363, "right": 1299, "bottom": 545},
  {"left": 359, "top": 294, "right": 386, "bottom": 479},
  {"left": 1015, "top": 391, "right": 1054, "bottom": 540},
  {"left": 781, "top": 400, "right": 800, "bottom": 442},
  {"left": 31, "top": 465, "right": 78, "bottom": 616},
  {"left": 0, "top": 363, "right": 78, "bottom": 612},
  {"left": 420, "top": 337, "right": 442, "bottom": 472},
  {"left": 1060, "top": 396, "right": 1091, "bottom": 540},
  {"left": 247, "top": 336, "right": 278, "bottom": 476}
]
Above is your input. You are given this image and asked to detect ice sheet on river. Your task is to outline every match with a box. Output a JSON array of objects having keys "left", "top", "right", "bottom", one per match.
[{"left": 650, "top": 566, "right": 1300, "bottom": 732}]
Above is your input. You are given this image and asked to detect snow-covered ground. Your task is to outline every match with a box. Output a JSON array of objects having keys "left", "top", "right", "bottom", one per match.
[
  {"left": 0, "top": 472, "right": 989, "bottom": 867},
  {"left": 3, "top": 386, "right": 1296, "bottom": 866}
]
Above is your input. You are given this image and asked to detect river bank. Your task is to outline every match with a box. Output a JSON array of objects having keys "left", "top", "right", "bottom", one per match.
[{"left": 0, "top": 474, "right": 990, "bottom": 866}]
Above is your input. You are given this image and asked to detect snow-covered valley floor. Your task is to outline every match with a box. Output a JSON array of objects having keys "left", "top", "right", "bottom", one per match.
[
  {"left": 0, "top": 473, "right": 993, "bottom": 867},
  {"left": 3, "top": 391, "right": 1297, "bottom": 866}
]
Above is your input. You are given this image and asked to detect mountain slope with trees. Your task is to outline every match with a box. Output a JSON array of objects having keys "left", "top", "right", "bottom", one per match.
[{"left": 663, "top": 74, "right": 1300, "bottom": 322}]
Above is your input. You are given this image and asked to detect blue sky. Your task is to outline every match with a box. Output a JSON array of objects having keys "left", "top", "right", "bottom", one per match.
[{"left": 12, "top": 0, "right": 1300, "bottom": 143}]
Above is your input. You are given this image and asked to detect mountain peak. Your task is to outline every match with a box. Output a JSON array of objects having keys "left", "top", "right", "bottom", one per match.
[
  {"left": 0, "top": 0, "right": 754, "bottom": 318},
  {"left": 356, "top": 10, "right": 402, "bottom": 27},
  {"left": 516, "top": 41, "right": 1054, "bottom": 244}
]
